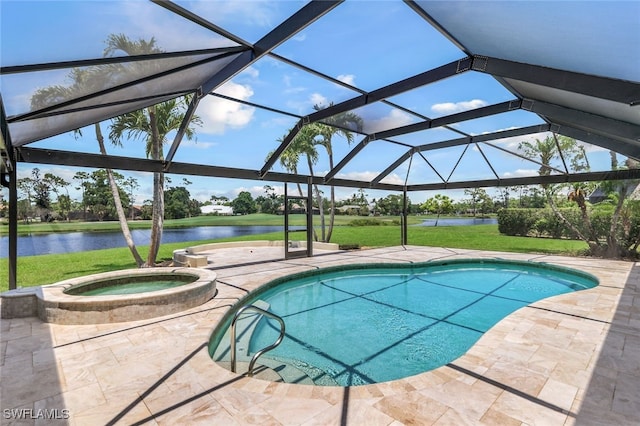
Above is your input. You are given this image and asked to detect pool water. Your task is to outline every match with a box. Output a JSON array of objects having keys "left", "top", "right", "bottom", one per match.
[
  {"left": 70, "top": 279, "right": 191, "bottom": 296},
  {"left": 214, "top": 260, "right": 597, "bottom": 386}
]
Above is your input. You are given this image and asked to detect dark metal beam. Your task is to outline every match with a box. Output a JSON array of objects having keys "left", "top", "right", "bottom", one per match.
[
  {"left": 164, "top": 94, "right": 201, "bottom": 168},
  {"left": 553, "top": 124, "right": 640, "bottom": 161},
  {"left": 474, "top": 56, "right": 640, "bottom": 105},
  {"left": 16, "top": 147, "right": 406, "bottom": 192},
  {"left": 151, "top": 0, "right": 252, "bottom": 47},
  {"left": 372, "top": 149, "right": 413, "bottom": 185},
  {"left": 323, "top": 136, "right": 371, "bottom": 182},
  {"left": 416, "top": 124, "right": 550, "bottom": 153},
  {"left": 201, "top": 1, "right": 341, "bottom": 95},
  {"left": 373, "top": 124, "right": 551, "bottom": 185},
  {"left": 260, "top": 118, "right": 306, "bottom": 177},
  {"left": 1, "top": 96, "right": 17, "bottom": 290},
  {"left": 10, "top": 48, "right": 243, "bottom": 124},
  {"left": 408, "top": 168, "right": 640, "bottom": 191},
  {"left": 1, "top": 46, "right": 248, "bottom": 75},
  {"left": 528, "top": 99, "right": 640, "bottom": 145},
  {"left": 308, "top": 58, "right": 472, "bottom": 124},
  {"left": 374, "top": 99, "right": 521, "bottom": 141}
]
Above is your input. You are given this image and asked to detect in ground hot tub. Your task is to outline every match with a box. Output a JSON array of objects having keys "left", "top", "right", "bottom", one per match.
[{"left": 37, "top": 267, "right": 216, "bottom": 324}]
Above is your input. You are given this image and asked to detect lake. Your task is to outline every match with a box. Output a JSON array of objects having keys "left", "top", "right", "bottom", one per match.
[{"left": 0, "top": 226, "right": 301, "bottom": 258}]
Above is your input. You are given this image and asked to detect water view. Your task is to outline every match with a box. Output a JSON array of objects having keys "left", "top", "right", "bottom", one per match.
[{"left": 0, "top": 226, "right": 300, "bottom": 258}]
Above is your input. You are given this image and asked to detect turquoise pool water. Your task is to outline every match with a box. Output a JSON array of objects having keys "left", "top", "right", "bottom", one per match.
[
  {"left": 75, "top": 280, "right": 190, "bottom": 296},
  {"left": 211, "top": 260, "right": 597, "bottom": 386},
  {"left": 64, "top": 274, "right": 196, "bottom": 296}
]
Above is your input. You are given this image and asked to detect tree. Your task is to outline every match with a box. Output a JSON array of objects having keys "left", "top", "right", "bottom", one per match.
[
  {"left": 422, "top": 194, "right": 454, "bottom": 215},
  {"left": 259, "top": 185, "right": 281, "bottom": 214},
  {"left": 518, "top": 133, "right": 637, "bottom": 257},
  {"left": 164, "top": 185, "right": 200, "bottom": 219},
  {"left": 231, "top": 191, "right": 257, "bottom": 215},
  {"left": 313, "top": 104, "right": 363, "bottom": 242},
  {"left": 376, "top": 194, "right": 406, "bottom": 216},
  {"left": 44, "top": 173, "right": 71, "bottom": 220},
  {"left": 84, "top": 169, "right": 131, "bottom": 221},
  {"left": 16, "top": 176, "right": 35, "bottom": 222},
  {"left": 123, "top": 177, "right": 139, "bottom": 220},
  {"left": 73, "top": 171, "right": 91, "bottom": 221},
  {"left": 107, "top": 34, "right": 201, "bottom": 266}
]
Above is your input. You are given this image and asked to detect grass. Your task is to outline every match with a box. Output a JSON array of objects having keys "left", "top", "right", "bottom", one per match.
[{"left": 0, "top": 222, "right": 588, "bottom": 292}]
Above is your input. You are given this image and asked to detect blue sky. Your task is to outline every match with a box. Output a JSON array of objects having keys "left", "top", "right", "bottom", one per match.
[{"left": 1, "top": 0, "right": 635, "bottom": 206}]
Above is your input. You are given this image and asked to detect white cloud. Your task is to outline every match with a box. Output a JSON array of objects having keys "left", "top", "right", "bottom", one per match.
[
  {"left": 501, "top": 169, "right": 538, "bottom": 178},
  {"left": 240, "top": 66, "right": 259, "bottom": 79},
  {"left": 336, "top": 74, "right": 356, "bottom": 86},
  {"left": 310, "top": 93, "right": 328, "bottom": 107},
  {"left": 363, "top": 109, "right": 414, "bottom": 134},
  {"left": 186, "top": 1, "right": 279, "bottom": 29},
  {"left": 293, "top": 33, "right": 307, "bottom": 42},
  {"left": 431, "top": 99, "right": 488, "bottom": 115},
  {"left": 201, "top": 82, "right": 255, "bottom": 134},
  {"left": 180, "top": 140, "right": 218, "bottom": 149}
]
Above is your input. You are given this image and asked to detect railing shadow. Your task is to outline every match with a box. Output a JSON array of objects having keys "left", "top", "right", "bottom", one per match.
[{"left": 576, "top": 263, "right": 640, "bottom": 425}]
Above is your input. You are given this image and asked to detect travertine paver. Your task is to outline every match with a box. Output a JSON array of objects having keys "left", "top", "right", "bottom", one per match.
[{"left": 1, "top": 246, "right": 638, "bottom": 425}]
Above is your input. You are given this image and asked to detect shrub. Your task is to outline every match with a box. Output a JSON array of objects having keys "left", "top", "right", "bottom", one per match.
[
  {"left": 348, "top": 218, "right": 384, "bottom": 226},
  {"left": 497, "top": 209, "right": 538, "bottom": 236}
]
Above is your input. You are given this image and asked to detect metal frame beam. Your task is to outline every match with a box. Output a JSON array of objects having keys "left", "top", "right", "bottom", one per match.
[
  {"left": 151, "top": 0, "right": 252, "bottom": 47},
  {"left": 1, "top": 96, "right": 17, "bottom": 290},
  {"left": 200, "top": 1, "right": 341, "bottom": 96},
  {"left": 527, "top": 99, "right": 640, "bottom": 144},
  {"left": 323, "top": 136, "right": 371, "bottom": 182},
  {"left": 473, "top": 55, "right": 640, "bottom": 105},
  {"left": 17, "top": 147, "right": 406, "bottom": 192},
  {"left": 164, "top": 93, "right": 201, "bottom": 167},
  {"left": 553, "top": 124, "right": 640, "bottom": 161},
  {"left": 374, "top": 99, "right": 521, "bottom": 141},
  {"left": 372, "top": 124, "right": 560, "bottom": 185},
  {"left": 408, "top": 168, "right": 640, "bottom": 192}
]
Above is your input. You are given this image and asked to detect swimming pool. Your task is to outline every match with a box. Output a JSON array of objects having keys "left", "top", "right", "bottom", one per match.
[{"left": 210, "top": 259, "right": 597, "bottom": 386}]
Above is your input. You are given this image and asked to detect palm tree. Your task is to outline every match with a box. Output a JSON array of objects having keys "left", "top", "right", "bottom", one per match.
[
  {"left": 268, "top": 125, "right": 321, "bottom": 240},
  {"left": 110, "top": 96, "right": 199, "bottom": 266},
  {"left": 105, "top": 34, "right": 201, "bottom": 267},
  {"left": 313, "top": 104, "right": 363, "bottom": 242},
  {"left": 31, "top": 66, "right": 145, "bottom": 266}
]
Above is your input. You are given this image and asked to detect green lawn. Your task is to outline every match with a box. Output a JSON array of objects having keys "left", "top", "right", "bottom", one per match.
[{"left": 0, "top": 221, "right": 587, "bottom": 292}]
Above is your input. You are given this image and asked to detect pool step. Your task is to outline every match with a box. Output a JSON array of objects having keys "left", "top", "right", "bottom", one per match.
[
  {"left": 213, "top": 300, "right": 335, "bottom": 385},
  {"left": 216, "top": 359, "right": 315, "bottom": 385},
  {"left": 261, "top": 355, "right": 339, "bottom": 386}
]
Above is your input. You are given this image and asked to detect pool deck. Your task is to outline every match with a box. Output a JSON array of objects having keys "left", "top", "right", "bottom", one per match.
[{"left": 1, "top": 245, "right": 639, "bottom": 425}]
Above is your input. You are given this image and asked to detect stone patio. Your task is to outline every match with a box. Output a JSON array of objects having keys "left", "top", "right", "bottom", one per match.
[{"left": 1, "top": 245, "right": 638, "bottom": 425}]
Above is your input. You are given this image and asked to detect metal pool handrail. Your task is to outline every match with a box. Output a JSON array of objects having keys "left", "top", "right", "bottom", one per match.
[{"left": 230, "top": 304, "right": 286, "bottom": 377}]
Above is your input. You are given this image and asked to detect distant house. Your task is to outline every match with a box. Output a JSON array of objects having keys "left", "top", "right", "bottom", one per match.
[
  {"left": 588, "top": 182, "right": 640, "bottom": 204},
  {"left": 336, "top": 204, "right": 363, "bottom": 215},
  {"left": 276, "top": 203, "right": 319, "bottom": 215},
  {"left": 201, "top": 205, "right": 233, "bottom": 215}
]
